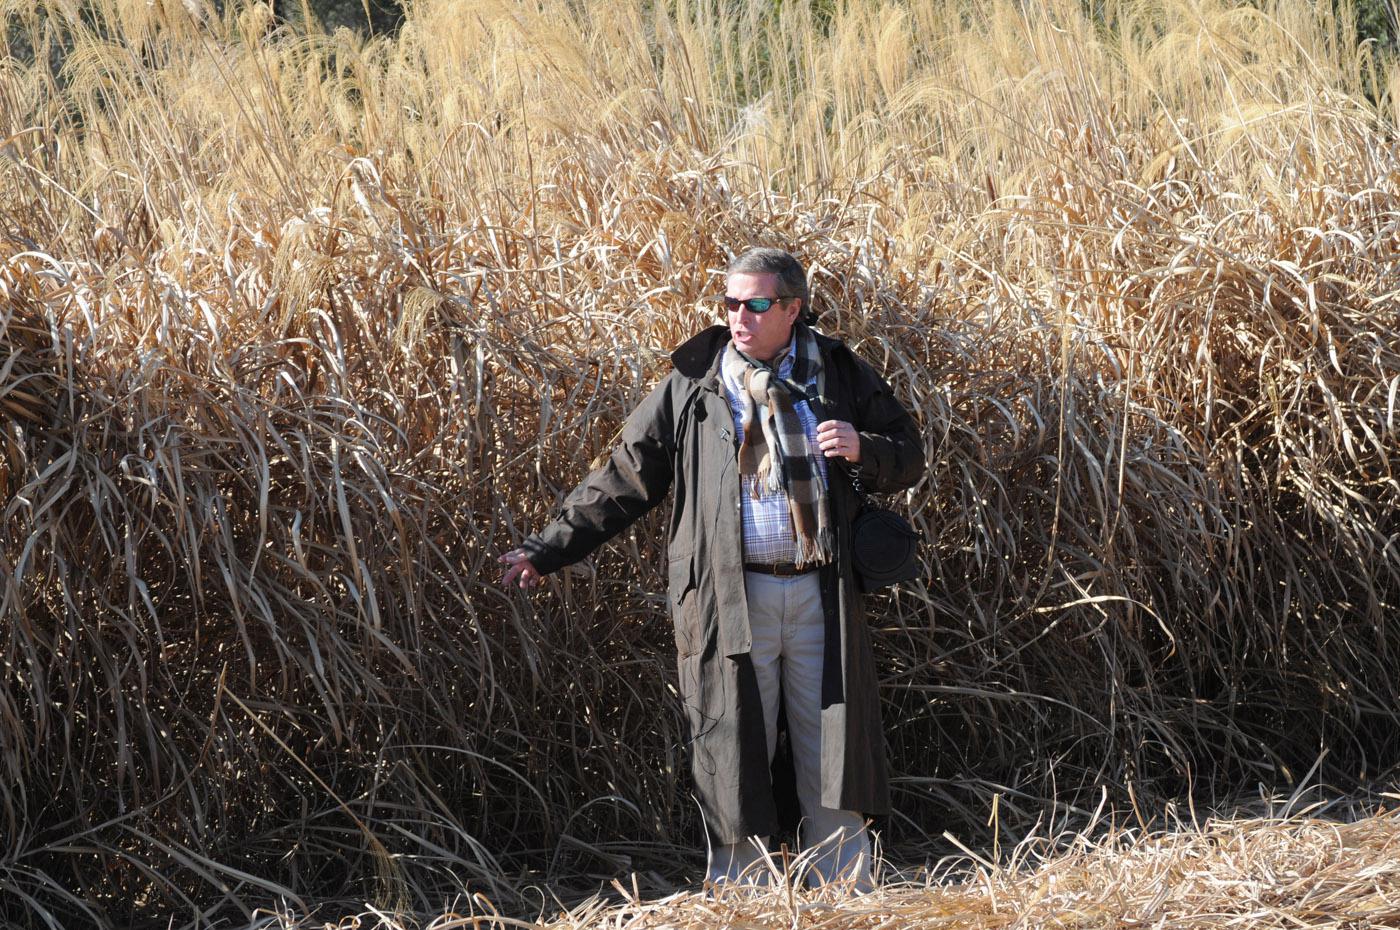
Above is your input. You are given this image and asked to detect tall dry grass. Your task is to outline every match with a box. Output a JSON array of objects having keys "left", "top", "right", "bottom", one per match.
[{"left": 2, "top": 0, "right": 1399, "bottom": 925}]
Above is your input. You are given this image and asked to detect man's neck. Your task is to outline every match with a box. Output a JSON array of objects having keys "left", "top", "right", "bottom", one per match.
[{"left": 751, "top": 330, "right": 796, "bottom": 366}]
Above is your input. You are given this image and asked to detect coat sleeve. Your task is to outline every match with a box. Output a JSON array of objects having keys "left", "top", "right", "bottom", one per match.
[
  {"left": 848, "top": 355, "right": 925, "bottom": 495},
  {"left": 518, "top": 375, "right": 678, "bottom": 575}
]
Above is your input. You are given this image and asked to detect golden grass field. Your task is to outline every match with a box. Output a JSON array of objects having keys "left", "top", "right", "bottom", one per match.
[{"left": 3, "top": 0, "right": 1400, "bottom": 925}]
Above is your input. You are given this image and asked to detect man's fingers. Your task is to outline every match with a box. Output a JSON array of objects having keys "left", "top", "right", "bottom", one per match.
[{"left": 815, "top": 420, "right": 861, "bottom": 463}]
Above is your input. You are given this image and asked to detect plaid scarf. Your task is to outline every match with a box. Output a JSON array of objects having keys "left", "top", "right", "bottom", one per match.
[{"left": 721, "top": 325, "right": 834, "bottom": 568}]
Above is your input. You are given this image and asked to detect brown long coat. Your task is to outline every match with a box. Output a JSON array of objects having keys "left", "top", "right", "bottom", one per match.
[{"left": 521, "top": 324, "right": 924, "bottom": 843}]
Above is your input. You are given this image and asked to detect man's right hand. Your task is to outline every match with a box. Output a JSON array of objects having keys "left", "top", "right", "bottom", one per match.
[{"left": 499, "top": 548, "right": 543, "bottom": 590}]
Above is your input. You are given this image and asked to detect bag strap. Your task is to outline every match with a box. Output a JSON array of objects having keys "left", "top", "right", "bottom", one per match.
[{"left": 777, "top": 378, "right": 877, "bottom": 509}]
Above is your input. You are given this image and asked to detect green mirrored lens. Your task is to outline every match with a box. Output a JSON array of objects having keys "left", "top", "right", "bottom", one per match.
[{"left": 722, "top": 296, "right": 780, "bottom": 313}]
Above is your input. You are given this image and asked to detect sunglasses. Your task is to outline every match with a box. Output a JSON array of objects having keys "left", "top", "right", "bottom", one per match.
[{"left": 720, "top": 295, "right": 791, "bottom": 314}]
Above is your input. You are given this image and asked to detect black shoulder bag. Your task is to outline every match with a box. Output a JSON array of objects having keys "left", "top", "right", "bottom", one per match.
[{"left": 845, "top": 465, "right": 923, "bottom": 592}]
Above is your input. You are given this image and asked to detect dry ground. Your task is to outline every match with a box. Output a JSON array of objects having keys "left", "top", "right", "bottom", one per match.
[{"left": 253, "top": 807, "right": 1400, "bottom": 929}]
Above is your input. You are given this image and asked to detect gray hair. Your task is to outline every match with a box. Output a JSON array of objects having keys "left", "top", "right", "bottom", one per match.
[{"left": 726, "top": 247, "right": 811, "bottom": 312}]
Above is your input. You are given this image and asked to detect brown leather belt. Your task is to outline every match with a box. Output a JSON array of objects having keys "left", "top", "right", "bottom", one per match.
[{"left": 744, "top": 561, "right": 820, "bottom": 577}]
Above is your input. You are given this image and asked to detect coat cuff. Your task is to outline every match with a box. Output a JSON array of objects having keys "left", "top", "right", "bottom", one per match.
[
  {"left": 519, "top": 535, "right": 567, "bottom": 576},
  {"left": 855, "top": 431, "right": 893, "bottom": 489}
]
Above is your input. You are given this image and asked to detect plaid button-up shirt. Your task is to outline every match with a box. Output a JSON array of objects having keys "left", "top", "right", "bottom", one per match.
[{"left": 722, "top": 337, "right": 828, "bottom": 565}]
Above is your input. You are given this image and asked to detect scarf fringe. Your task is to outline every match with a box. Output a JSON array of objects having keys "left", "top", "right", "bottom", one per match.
[{"left": 793, "top": 528, "right": 836, "bottom": 569}]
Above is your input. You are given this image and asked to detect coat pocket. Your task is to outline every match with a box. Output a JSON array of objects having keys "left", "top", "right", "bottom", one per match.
[{"left": 667, "top": 551, "right": 699, "bottom": 657}]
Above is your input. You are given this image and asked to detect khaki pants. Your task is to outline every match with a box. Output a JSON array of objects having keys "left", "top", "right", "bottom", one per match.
[{"left": 706, "top": 571, "right": 873, "bottom": 890}]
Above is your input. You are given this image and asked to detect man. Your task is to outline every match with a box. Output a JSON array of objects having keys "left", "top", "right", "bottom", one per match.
[{"left": 499, "top": 248, "right": 923, "bottom": 888}]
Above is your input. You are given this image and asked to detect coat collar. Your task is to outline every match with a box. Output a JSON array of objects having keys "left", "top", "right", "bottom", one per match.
[{"left": 670, "top": 324, "right": 730, "bottom": 385}]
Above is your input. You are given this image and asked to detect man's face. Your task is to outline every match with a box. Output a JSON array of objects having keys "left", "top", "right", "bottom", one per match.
[{"left": 725, "top": 272, "right": 801, "bottom": 363}]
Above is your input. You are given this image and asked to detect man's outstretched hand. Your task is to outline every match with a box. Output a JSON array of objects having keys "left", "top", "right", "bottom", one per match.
[{"left": 499, "top": 548, "right": 543, "bottom": 589}]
